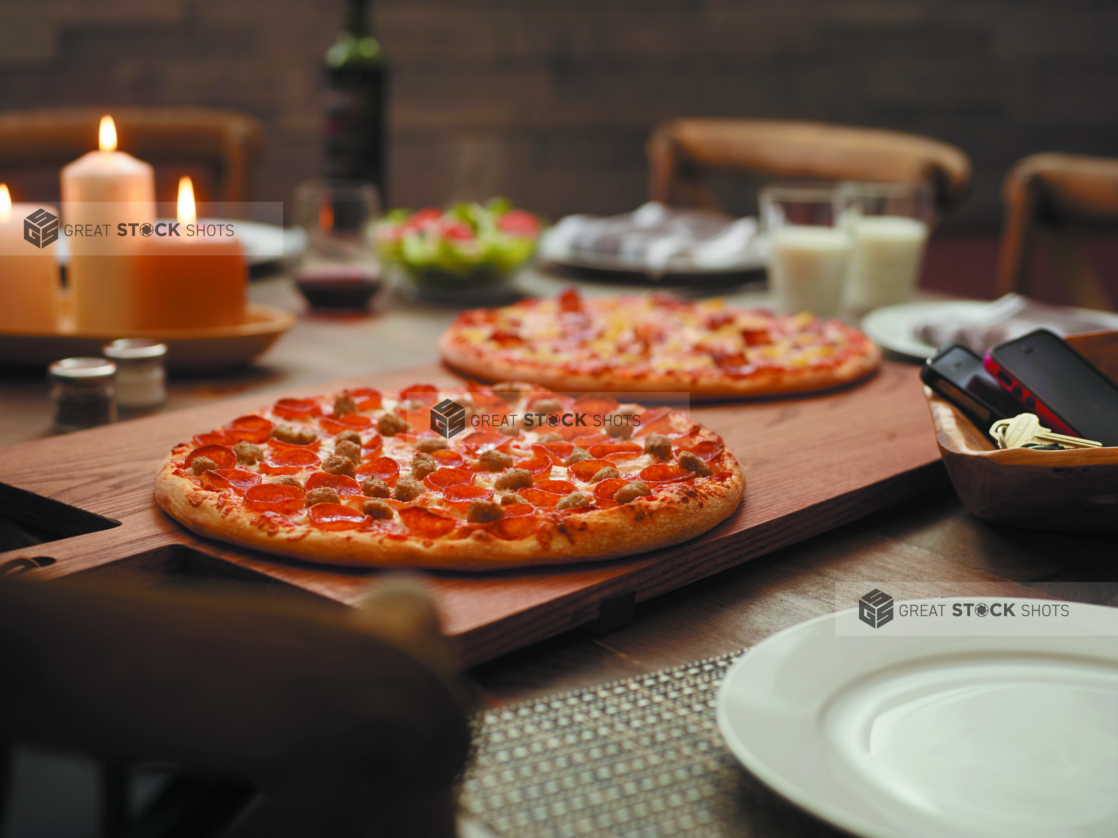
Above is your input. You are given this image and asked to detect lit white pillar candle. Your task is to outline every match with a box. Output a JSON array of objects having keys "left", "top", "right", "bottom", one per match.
[
  {"left": 0, "top": 184, "right": 61, "bottom": 331},
  {"left": 132, "top": 177, "right": 247, "bottom": 329},
  {"left": 61, "top": 115, "right": 155, "bottom": 330}
]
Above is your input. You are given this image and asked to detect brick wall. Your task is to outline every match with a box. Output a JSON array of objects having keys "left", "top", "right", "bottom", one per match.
[{"left": 1, "top": 0, "right": 1116, "bottom": 227}]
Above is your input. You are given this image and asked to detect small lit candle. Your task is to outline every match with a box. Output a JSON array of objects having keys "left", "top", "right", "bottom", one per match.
[
  {"left": 0, "top": 184, "right": 62, "bottom": 331},
  {"left": 62, "top": 115, "right": 156, "bottom": 330},
  {"left": 132, "top": 177, "right": 247, "bottom": 329}
]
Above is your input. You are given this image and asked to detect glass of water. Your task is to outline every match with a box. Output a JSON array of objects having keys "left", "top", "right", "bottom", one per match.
[{"left": 760, "top": 183, "right": 850, "bottom": 317}]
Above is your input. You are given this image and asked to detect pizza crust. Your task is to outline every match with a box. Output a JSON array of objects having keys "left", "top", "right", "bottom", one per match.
[
  {"left": 155, "top": 452, "right": 743, "bottom": 571},
  {"left": 439, "top": 331, "right": 881, "bottom": 399}
]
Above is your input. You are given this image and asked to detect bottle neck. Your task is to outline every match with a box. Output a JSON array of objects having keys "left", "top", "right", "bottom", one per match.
[{"left": 343, "top": 0, "right": 371, "bottom": 38}]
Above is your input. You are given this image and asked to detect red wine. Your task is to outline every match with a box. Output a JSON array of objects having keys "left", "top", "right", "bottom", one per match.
[
  {"left": 324, "top": 0, "right": 389, "bottom": 202},
  {"left": 294, "top": 266, "right": 382, "bottom": 311}
]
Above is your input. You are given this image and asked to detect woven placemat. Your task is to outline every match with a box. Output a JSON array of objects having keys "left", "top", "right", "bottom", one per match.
[{"left": 462, "top": 650, "right": 760, "bottom": 838}]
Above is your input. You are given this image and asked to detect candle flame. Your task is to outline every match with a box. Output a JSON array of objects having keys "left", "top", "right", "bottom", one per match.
[
  {"left": 319, "top": 204, "right": 334, "bottom": 231},
  {"left": 99, "top": 115, "right": 117, "bottom": 152},
  {"left": 177, "top": 176, "right": 196, "bottom": 225},
  {"left": 0, "top": 185, "right": 10, "bottom": 224}
]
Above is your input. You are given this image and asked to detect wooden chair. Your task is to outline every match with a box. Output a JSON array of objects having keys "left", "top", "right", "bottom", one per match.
[
  {"left": 995, "top": 152, "right": 1118, "bottom": 310},
  {"left": 0, "top": 107, "right": 265, "bottom": 205},
  {"left": 647, "top": 118, "right": 972, "bottom": 220},
  {"left": 0, "top": 575, "right": 471, "bottom": 838}
]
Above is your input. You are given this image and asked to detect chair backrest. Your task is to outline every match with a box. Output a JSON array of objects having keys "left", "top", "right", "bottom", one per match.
[
  {"left": 995, "top": 152, "right": 1118, "bottom": 310},
  {"left": 0, "top": 107, "right": 265, "bottom": 205},
  {"left": 648, "top": 118, "right": 972, "bottom": 220},
  {"left": 0, "top": 576, "right": 470, "bottom": 838}
]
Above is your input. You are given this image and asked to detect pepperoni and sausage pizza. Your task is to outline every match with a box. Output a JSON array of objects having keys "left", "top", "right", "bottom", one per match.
[
  {"left": 154, "top": 382, "right": 743, "bottom": 570},
  {"left": 439, "top": 289, "right": 881, "bottom": 398}
]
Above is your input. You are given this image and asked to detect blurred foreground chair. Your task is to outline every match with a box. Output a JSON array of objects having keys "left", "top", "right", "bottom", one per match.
[
  {"left": 0, "top": 107, "right": 265, "bottom": 204},
  {"left": 995, "top": 152, "right": 1117, "bottom": 310},
  {"left": 648, "top": 118, "right": 972, "bottom": 221},
  {"left": 0, "top": 576, "right": 470, "bottom": 838}
]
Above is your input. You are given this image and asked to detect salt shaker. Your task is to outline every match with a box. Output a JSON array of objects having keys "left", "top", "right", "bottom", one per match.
[
  {"left": 49, "top": 358, "right": 117, "bottom": 433},
  {"left": 103, "top": 339, "right": 168, "bottom": 410}
]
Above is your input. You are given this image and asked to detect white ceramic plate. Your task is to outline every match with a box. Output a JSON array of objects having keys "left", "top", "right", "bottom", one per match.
[
  {"left": 717, "top": 599, "right": 1118, "bottom": 838},
  {"left": 861, "top": 300, "right": 1118, "bottom": 361}
]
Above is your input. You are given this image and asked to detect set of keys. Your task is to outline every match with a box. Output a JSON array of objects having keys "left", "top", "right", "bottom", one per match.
[{"left": 989, "top": 414, "right": 1103, "bottom": 450}]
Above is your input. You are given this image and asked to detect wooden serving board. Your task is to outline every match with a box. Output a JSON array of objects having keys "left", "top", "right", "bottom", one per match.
[{"left": 0, "top": 362, "right": 945, "bottom": 667}]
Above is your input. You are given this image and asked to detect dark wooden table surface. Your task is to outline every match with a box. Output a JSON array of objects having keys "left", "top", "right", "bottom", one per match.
[{"left": 3, "top": 271, "right": 1116, "bottom": 837}]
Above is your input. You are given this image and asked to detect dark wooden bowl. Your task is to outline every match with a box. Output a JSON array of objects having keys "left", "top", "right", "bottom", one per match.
[{"left": 925, "top": 330, "right": 1118, "bottom": 532}]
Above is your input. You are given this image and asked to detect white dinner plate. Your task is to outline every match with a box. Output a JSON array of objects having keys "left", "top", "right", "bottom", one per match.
[
  {"left": 861, "top": 300, "right": 1118, "bottom": 361},
  {"left": 717, "top": 599, "right": 1118, "bottom": 838}
]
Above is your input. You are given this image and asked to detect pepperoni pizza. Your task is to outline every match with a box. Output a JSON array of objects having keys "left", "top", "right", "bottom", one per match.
[
  {"left": 439, "top": 289, "right": 881, "bottom": 398},
  {"left": 154, "top": 383, "right": 743, "bottom": 570}
]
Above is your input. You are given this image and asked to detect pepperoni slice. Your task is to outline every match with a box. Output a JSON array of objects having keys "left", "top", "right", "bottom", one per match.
[
  {"left": 228, "top": 415, "right": 274, "bottom": 443},
  {"left": 515, "top": 452, "right": 553, "bottom": 476},
  {"left": 404, "top": 408, "right": 432, "bottom": 432},
  {"left": 639, "top": 464, "right": 694, "bottom": 483},
  {"left": 636, "top": 411, "right": 680, "bottom": 437},
  {"left": 573, "top": 394, "right": 619, "bottom": 416},
  {"left": 442, "top": 485, "right": 493, "bottom": 504},
  {"left": 399, "top": 507, "right": 457, "bottom": 538},
  {"left": 681, "top": 440, "right": 724, "bottom": 462},
  {"left": 402, "top": 384, "right": 439, "bottom": 406},
  {"left": 568, "top": 459, "right": 613, "bottom": 481},
  {"left": 593, "top": 478, "right": 628, "bottom": 500},
  {"left": 557, "top": 287, "right": 583, "bottom": 312},
  {"left": 588, "top": 442, "right": 643, "bottom": 461},
  {"left": 424, "top": 467, "right": 474, "bottom": 490},
  {"left": 259, "top": 447, "right": 320, "bottom": 475},
  {"left": 346, "top": 387, "right": 382, "bottom": 411},
  {"left": 431, "top": 449, "right": 465, "bottom": 468},
  {"left": 569, "top": 433, "right": 611, "bottom": 449},
  {"left": 272, "top": 397, "right": 321, "bottom": 422},
  {"left": 193, "top": 431, "right": 234, "bottom": 447},
  {"left": 308, "top": 503, "right": 367, "bottom": 530},
  {"left": 534, "top": 479, "right": 578, "bottom": 495},
  {"left": 518, "top": 488, "right": 561, "bottom": 507},
  {"left": 186, "top": 444, "right": 236, "bottom": 470},
  {"left": 536, "top": 440, "right": 574, "bottom": 463},
  {"left": 471, "top": 391, "right": 510, "bottom": 412},
  {"left": 266, "top": 437, "right": 321, "bottom": 451},
  {"left": 320, "top": 413, "right": 373, "bottom": 434},
  {"left": 305, "top": 472, "right": 362, "bottom": 497},
  {"left": 490, "top": 515, "right": 543, "bottom": 540},
  {"left": 200, "top": 467, "right": 261, "bottom": 494},
  {"left": 245, "top": 483, "right": 304, "bottom": 514},
  {"left": 357, "top": 456, "right": 400, "bottom": 481},
  {"left": 362, "top": 434, "right": 384, "bottom": 455},
  {"left": 460, "top": 431, "right": 508, "bottom": 453},
  {"left": 500, "top": 502, "right": 535, "bottom": 517}
]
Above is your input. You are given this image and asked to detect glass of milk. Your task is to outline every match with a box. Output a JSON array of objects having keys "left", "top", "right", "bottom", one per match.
[
  {"left": 839, "top": 181, "right": 932, "bottom": 312},
  {"left": 760, "top": 184, "right": 850, "bottom": 318}
]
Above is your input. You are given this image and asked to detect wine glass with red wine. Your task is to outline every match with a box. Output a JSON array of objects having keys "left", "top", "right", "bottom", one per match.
[{"left": 293, "top": 180, "right": 383, "bottom": 312}]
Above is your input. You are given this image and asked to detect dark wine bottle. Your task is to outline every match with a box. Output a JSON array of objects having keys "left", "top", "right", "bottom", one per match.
[{"left": 323, "top": 0, "right": 389, "bottom": 203}]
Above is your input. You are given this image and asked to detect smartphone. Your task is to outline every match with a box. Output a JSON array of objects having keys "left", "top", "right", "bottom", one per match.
[
  {"left": 921, "top": 343, "right": 1023, "bottom": 440},
  {"left": 983, "top": 329, "right": 1118, "bottom": 446}
]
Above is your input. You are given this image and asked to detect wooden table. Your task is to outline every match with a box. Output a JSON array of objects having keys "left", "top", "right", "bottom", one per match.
[{"left": 3, "top": 271, "right": 1116, "bottom": 837}]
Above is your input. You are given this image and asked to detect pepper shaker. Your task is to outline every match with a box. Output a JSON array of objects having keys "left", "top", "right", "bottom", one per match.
[{"left": 49, "top": 358, "right": 117, "bottom": 433}]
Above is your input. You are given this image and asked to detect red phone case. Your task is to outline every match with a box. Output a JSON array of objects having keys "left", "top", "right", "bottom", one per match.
[{"left": 981, "top": 354, "right": 1079, "bottom": 436}]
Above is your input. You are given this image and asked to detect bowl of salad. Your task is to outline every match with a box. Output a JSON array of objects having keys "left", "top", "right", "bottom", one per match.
[{"left": 377, "top": 199, "right": 542, "bottom": 301}]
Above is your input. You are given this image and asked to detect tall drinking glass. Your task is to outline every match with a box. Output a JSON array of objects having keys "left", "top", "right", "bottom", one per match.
[
  {"left": 293, "top": 180, "right": 383, "bottom": 312},
  {"left": 760, "top": 184, "right": 849, "bottom": 318},
  {"left": 839, "top": 181, "right": 932, "bottom": 312}
]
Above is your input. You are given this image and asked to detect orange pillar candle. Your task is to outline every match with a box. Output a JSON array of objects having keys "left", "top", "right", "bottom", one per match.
[
  {"left": 0, "top": 184, "right": 61, "bottom": 330},
  {"left": 61, "top": 115, "right": 155, "bottom": 330},
  {"left": 132, "top": 177, "right": 247, "bottom": 329}
]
